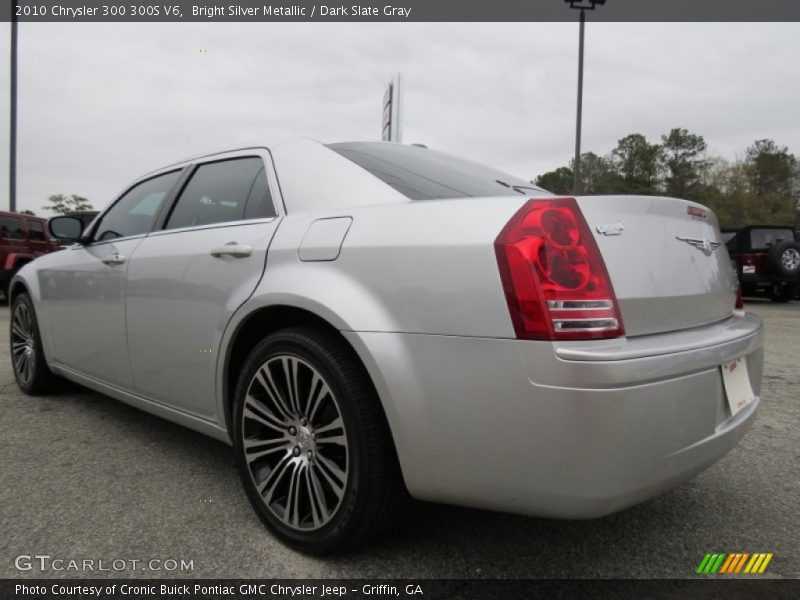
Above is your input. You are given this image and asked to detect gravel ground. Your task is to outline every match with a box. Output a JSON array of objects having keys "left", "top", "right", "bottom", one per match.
[{"left": 0, "top": 299, "right": 797, "bottom": 579}]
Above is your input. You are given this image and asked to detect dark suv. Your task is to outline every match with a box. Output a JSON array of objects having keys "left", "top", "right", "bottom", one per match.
[
  {"left": 723, "top": 225, "right": 800, "bottom": 302},
  {"left": 0, "top": 211, "right": 60, "bottom": 297}
]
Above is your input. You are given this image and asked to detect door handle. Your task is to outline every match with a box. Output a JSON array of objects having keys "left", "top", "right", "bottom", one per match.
[
  {"left": 210, "top": 242, "right": 253, "bottom": 258},
  {"left": 101, "top": 252, "right": 126, "bottom": 266}
]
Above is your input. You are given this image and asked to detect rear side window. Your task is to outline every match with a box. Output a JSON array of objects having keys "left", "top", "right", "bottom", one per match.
[
  {"left": 0, "top": 216, "right": 24, "bottom": 239},
  {"left": 165, "top": 157, "right": 275, "bottom": 230},
  {"left": 95, "top": 170, "right": 181, "bottom": 242},
  {"left": 750, "top": 228, "right": 794, "bottom": 250},
  {"left": 328, "top": 142, "right": 550, "bottom": 201},
  {"left": 28, "top": 220, "right": 46, "bottom": 241}
]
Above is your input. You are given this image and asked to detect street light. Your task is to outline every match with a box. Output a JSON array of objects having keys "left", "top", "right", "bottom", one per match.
[
  {"left": 9, "top": 7, "right": 18, "bottom": 212},
  {"left": 565, "top": 0, "right": 605, "bottom": 195}
]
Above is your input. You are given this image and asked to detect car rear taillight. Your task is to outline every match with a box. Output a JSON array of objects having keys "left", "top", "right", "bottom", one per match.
[
  {"left": 494, "top": 197, "right": 625, "bottom": 341},
  {"left": 741, "top": 253, "right": 762, "bottom": 274}
]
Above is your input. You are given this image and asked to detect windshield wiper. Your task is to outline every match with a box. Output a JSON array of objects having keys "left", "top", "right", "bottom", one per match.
[{"left": 496, "top": 180, "right": 538, "bottom": 195}]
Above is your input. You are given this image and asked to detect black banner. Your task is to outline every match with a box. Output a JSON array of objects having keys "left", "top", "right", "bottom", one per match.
[
  {"left": 6, "top": 0, "right": 800, "bottom": 23},
  {"left": 4, "top": 580, "right": 800, "bottom": 600}
]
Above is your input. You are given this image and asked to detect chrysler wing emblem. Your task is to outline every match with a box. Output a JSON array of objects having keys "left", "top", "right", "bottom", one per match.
[{"left": 676, "top": 236, "right": 721, "bottom": 256}]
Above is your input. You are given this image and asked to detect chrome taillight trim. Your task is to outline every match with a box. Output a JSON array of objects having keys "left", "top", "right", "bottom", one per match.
[
  {"left": 547, "top": 299, "right": 614, "bottom": 311},
  {"left": 552, "top": 318, "right": 620, "bottom": 332}
]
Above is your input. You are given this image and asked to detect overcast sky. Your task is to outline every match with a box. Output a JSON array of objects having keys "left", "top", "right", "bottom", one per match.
[{"left": 1, "top": 22, "right": 799, "bottom": 214}]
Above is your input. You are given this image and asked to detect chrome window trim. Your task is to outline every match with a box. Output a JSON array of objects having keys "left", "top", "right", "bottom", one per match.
[
  {"left": 156, "top": 149, "right": 284, "bottom": 234},
  {"left": 73, "top": 234, "right": 147, "bottom": 249},
  {"left": 147, "top": 217, "right": 278, "bottom": 238},
  {"left": 83, "top": 168, "right": 186, "bottom": 244},
  {"left": 84, "top": 146, "right": 284, "bottom": 246}
]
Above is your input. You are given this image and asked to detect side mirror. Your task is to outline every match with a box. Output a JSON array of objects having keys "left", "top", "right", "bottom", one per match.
[{"left": 49, "top": 216, "right": 84, "bottom": 243}]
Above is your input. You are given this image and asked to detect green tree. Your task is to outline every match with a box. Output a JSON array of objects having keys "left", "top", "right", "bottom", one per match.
[
  {"left": 572, "top": 152, "right": 623, "bottom": 194},
  {"left": 43, "top": 194, "right": 94, "bottom": 215},
  {"left": 660, "top": 128, "right": 709, "bottom": 199},
  {"left": 534, "top": 166, "right": 573, "bottom": 195},
  {"left": 696, "top": 158, "right": 749, "bottom": 227},
  {"left": 745, "top": 139, "right": 796, "bottom": 196},
  {"left": 744, "top": 140, "right": 799, "bottom": 226},
  {"left": 611, "top": 134, "right": 662, "bottom": 195},
  {"left": 19, "top": 209, "right": 36, "bottom": 216},
  {"left": 531, "top": 131, "right": 800, "bottom": 226}
]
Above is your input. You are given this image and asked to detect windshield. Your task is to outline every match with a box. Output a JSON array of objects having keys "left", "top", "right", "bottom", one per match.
[{"left": 328, "top": 142, "right": 551, "bottom": 201}]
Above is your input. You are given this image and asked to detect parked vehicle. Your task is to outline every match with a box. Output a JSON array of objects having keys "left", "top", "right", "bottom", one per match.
[
  {"left": 722, "top": 225, "right": 800, "bottom": 302},
  {"left": 10, "top": 140, "right": 763, "bottom": 553},
  {"left": 0, "top": 211, "right": 59, "bottom": 297}
]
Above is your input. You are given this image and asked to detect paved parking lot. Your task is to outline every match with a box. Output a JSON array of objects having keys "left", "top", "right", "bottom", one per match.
[{"left": 1, "top": 300, "right": 798, "bottom": 579}]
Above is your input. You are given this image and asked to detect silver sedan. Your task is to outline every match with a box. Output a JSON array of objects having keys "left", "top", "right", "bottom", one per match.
[{"left": 10, "top": 140, "right": 762, "bottom": 553}]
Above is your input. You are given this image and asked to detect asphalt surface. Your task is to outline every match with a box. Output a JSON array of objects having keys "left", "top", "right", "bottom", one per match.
[{"left": 0, "top": 299, "right": 798, "bottom": 579}]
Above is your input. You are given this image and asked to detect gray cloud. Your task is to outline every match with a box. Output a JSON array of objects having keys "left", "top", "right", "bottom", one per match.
[{"left": 0, "top": 22, "right": 799, "bottom": 214}]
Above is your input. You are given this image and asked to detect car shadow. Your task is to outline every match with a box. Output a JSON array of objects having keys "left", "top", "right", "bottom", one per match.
[{"left": 12, "top": 384, "right": 752, "bottom": 578}]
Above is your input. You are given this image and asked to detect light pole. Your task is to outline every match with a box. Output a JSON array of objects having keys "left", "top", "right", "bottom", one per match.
[
  {"left": 565, "top": 0, "right": 605, "bottom": 195},
  {"left": 9, "top": 8, "right": 18, "bottom": 212}
]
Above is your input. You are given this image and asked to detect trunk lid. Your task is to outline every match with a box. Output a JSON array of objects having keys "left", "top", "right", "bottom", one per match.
[{"left": 575, "top": 195, "right": 738, "bottom": 337}]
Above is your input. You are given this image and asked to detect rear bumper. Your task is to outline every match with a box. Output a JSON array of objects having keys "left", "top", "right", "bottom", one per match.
[
  {"left": 344, "top": 312, "right": 763, "bottom": 518},
  {"left": 741, "top": 273, "right": 799, "bottom": 286}
]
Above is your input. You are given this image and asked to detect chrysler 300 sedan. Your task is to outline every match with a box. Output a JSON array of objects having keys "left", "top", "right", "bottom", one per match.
[{"left": 10, "top": 140, "right": 763, "bottom": 554}]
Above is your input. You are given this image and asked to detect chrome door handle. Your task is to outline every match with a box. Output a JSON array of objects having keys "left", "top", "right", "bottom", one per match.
[
  {"left": 101, "top": 253, "right": 126, "bottom": 266},
  {"left": 210, "top": 242, "right": 253, "bottom": 258}
]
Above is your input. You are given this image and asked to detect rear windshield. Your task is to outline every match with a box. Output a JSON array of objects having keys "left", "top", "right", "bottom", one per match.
[
  {"left": 328, "top": 142, "right": 551, "bottom": 201},
  {"left": 750, "top": 228, "right": 795, "bottom": 250}
]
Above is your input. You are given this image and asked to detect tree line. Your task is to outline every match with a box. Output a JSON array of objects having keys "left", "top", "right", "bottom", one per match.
[
  {"left": 534, "top": 129, "right": 800, "bottom": 228},
  {"left": 37, "top": 194, "right": 94, "bottom": 216}
]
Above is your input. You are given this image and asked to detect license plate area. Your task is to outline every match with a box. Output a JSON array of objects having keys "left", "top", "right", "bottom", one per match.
[{"left": 721, "top": 357, "right": 756, "bottom": 417}]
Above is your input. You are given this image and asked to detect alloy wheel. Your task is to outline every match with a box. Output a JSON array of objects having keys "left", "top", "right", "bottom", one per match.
[
  {"left": 781, "top": 248, "right": 800, "bottom": 271},
  {"left": 11, "top": 301, "right": 36, "bottom": 386},
  {"left": 241, "top": 355, "right": 348, "bottom": 531}
]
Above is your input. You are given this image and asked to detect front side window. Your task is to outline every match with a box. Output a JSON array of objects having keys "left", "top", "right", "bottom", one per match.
[
  {"left": 28, "top": 220, "right": 46, "bottom": 241},
  {"left": 0, "top": 216, "right": 24, "bottom": 240},
  {"left": 165, "top": 157, "right": 275, "bottom": 230},
  {"left": 94, "top": 170, "right": 181, "bottom": 242}
]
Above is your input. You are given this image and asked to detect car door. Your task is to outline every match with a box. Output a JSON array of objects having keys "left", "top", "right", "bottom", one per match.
[
  {"left": 25, "top": 219, "right": 50, "bottom": 257},
  {"left": 1, "top": 214, "right": 27, "bottom": 267},
  {"left": 125, "top": 151, "right": 282, "bottom": 419},
  {"left": 42, "top": 170, "right": 183, "bottom": 388}
]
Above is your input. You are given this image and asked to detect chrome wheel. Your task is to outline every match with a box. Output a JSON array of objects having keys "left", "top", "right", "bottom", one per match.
[
  {"left": 241, "top": 355, "right": 348, "bottom": 531},
  {"left": 781, "top": 248, "right": 800, "bottom": 271},
  {"left": 11, "top": 301, "right": 36, "bottom": 386}
]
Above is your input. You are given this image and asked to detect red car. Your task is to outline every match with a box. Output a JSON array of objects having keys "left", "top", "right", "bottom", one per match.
[
  {"left": 722, "top": 225, "right": 800, "bottom": 302},
  {"left": 0, "top": 211, "right": 60, "bottom": 297}
]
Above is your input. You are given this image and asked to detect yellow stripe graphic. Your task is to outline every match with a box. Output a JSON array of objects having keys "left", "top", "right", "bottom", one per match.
[
  {"left": 757, "top": 553, "right": 773, "bottom": 574},
  {"left": 744, "top": 554, "right": 759, "bottom": 573}
]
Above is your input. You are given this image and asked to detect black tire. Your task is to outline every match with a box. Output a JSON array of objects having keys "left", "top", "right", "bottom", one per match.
[
  {"left": 232, "top": 326, "right": 405, "bottom": 554},
  {"left": 10, "top": 293, "right": 59, "bottom": 395},
  {"left": 767, "top": 241, "right": 800, "bottom": 279},
  {"left": 770, "top": 281, "right": 798, "bottom": 303},
  {"left": 5, "top": 262, "right": 29, "bottom": 300}
]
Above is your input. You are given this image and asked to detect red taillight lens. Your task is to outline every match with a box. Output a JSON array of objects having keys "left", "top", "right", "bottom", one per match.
[{"left": 494, "top": 197, "right": 625, "bottom": 340}]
